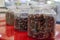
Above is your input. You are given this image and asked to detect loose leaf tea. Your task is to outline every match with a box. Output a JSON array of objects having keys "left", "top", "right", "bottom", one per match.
[
  {"left": 14, "top": 13, "right": 28, "bottom": 31},
  {"left": 28, "top": 14, "right": 55, "bottom": 39},
  {"left": 6, "top": 12, "right": 14, "bottom": 25}
]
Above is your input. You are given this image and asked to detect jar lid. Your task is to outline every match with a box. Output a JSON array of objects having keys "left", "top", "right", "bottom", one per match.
[
  {"left": 14, "top": 4, "right": 30, "bottom": 17},
  {"left": 29, "top": 4, "right": 56, "bottom": 15}
]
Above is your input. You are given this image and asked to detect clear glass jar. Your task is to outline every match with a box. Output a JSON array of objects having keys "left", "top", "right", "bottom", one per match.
[
  {"left": 6, "top": 6, "right": 16, "bottom": 26},
  {"left": 28, "top": 4, "right": 56, "bottom": 40},
  {"left": 6, "top": 10, "right": 14, "bottom": 25},
  {"left": 14, "top": 5, "right": 30, "bottom": 31}
]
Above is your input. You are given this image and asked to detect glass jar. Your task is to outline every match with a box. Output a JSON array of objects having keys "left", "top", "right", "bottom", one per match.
[
  {"left": 6, "top": 10, "right": 14, "bottom": 26},
  {"left": 6, "top": 6, "right": 16, "bottom": 26},
  {"left": 14, "top": 5, "right": 30, "bottom": 31},
  {"left": 28, "top": 4, "right": 56, "bottom": 40}
]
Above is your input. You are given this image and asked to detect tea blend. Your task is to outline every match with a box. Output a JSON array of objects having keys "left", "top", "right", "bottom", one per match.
[
  {"left": 14, "top": 13, "right": 28, "bottom": 31},
  {"left": 6, "top": 12, "right": 14, "bottom": 25},
  {"left": 28, "top": 14, "right": 55, "bottom": 39}
]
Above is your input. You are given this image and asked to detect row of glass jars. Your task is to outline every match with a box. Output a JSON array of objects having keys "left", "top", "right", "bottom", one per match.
[{"left": 6, "top": 4, "right": 56, "bottom": 39}]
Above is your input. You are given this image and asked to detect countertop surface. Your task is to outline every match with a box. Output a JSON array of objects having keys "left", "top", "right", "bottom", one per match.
[
  {"left": 0, "top": 24, "right": 60, "bottom": 40},
  {"left": 15, "top": 24, "right": 60, "bottom": 40}
]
